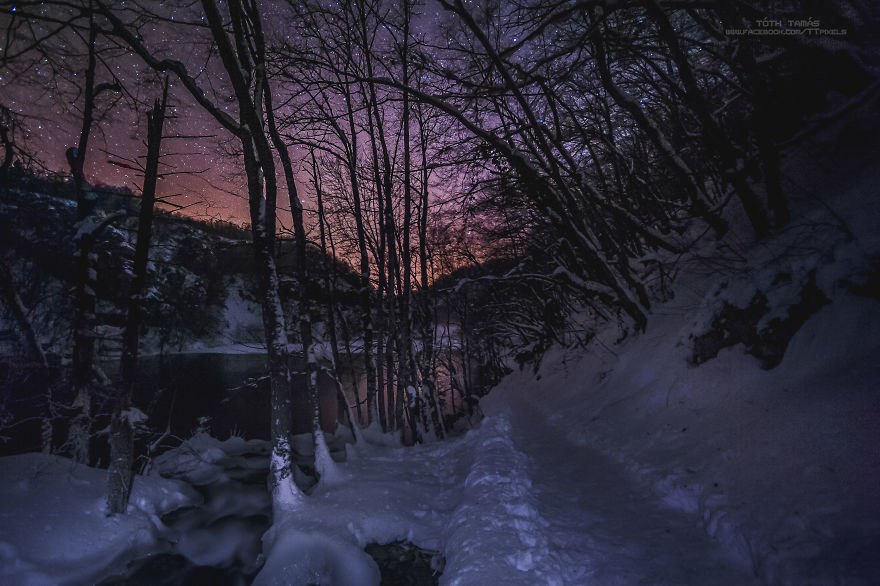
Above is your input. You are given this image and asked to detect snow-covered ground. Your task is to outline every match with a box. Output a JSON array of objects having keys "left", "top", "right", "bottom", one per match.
[
  {"left": 481, "top": 290, "right": 879, "bottom": 585},
  {"left": 0, "top": 453, "right": 200, "bottom": 585},
  {"left": 251, "top": 408, "right": 756, "bottom": 585}
]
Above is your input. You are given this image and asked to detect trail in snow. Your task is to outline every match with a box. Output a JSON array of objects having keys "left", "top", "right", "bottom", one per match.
[
  {"left": 256, "top": 391, "right": 759, "bottom": 585},
  {"left": 495, "top": 392, "right": 757, "bottom": 585}
]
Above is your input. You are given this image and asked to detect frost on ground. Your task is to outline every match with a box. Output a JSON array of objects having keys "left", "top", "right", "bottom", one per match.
[{"left": 0, "top": 453, "right": 199, "bottom": 585}]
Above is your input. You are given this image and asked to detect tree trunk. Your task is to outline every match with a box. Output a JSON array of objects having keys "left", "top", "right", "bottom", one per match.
[
  {"left": 398, "top": 0, "right": 422, "bottom": 442},
  {"left": 363, "top": 84, "right": 388, "bottom": 432},
  {"left": 68, "top": 16, "right": 101, "bottom": 465},
  {"left": 264, "top": 75, "right": 336, "bottom": 480},
  {"left": 106, "top": 82, "right": 167, "bottom": 516},
  {"left": 311, "top": 151, "right": 360, "bottom": 443},
  {"left": 416, "top": 101, "right": 444, "bottom": 438},
  {"left": 342, "top": 80, "right": 378, "bottom": 429}
]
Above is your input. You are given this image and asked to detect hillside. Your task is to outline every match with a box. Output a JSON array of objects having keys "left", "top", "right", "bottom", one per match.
[{"left": 0, "top": 175, "right": 360, "bottom": 357}]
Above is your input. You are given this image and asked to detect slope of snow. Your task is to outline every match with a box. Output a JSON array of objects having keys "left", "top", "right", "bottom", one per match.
[
  {"left": 487, "top": 289, "right": 879, "bottom": 584},
  {"left": 0, "top": 453, "right": 200, "bottom": 585},
  {"left": 477, "top": 138, "right": 880, "bottom": 584}
]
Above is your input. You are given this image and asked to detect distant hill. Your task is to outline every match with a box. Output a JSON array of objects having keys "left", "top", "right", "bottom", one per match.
[{"left": 0, "top": 172, "right": 360, "bottom": 358}]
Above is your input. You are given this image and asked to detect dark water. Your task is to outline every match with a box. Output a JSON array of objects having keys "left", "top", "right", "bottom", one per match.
[
  {"left": 2, "top": 350, "right": 365, "bottom": 462},
  {"left": 365, "top": 541, "right": 444, "bottom": 586},
  {"left": 121, "top": 353, "right": 273, "bottom": 441},
  {"left": 120, "top": 352, "right": 477, "bottom": 445},
  {"left": 121, "top": 353, "right": 355, "bottom": 442},
  {"left": 0, "top": 353, "right": 273, "bottom": 458},
  {"left": 1, "top": 349, "right": 478, "bottom": 460}
]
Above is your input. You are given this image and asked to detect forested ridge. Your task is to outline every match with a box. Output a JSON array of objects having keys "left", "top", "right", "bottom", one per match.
[{"left": 1, "top": 172, "right": 363, "bottom": 354}]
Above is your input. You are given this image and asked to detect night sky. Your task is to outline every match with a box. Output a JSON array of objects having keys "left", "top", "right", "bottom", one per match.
[
  {"left": 1, "top": 1, "right": 454, "bottom": 228},
  {"left": 1, "top": 1, "right": 299, "bottom": 225},
  {"left": 4, "top": 75, "right": 254, "bottom": 220}
]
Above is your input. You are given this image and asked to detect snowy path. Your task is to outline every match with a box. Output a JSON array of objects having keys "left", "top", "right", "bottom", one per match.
[
  {"left": 257, "top": 394, "right": 759, "bottom": 585},
  {"left": 499, "top": 393, "right": 758, "bottom": 585}
]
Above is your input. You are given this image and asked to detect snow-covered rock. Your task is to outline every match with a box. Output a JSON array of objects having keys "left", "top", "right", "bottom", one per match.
[{"left": 0, "top": 453, "right": 200, "bottom": 585}]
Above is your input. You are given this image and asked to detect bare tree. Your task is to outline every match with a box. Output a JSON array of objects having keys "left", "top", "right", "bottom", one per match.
[
  {"left": 68, "top": 8, "right": 121, "bottom": 464},
  {"left": 106, "top": 80, "right": 167, "bottom": 515},
  {"left": 97, "top": 0, "right": 305, "bottom": 507}
]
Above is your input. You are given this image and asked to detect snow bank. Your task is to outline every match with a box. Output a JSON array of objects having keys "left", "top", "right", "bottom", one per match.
[
  {"left": 442, "top": 413, "right": 559, "bottom": 585},
  {"left": 152, "top": 432, "right": 269, "bottom": 485},
  {"left": 149, "top": 433, "right": 272, "bottom": 573},
  {"left": 254, "top": 530, "right": 380, "bottom": 586},
  {"left": 0, "top": 453, "right": 200, "bottom": 585},
  {"left": 485, "top": 276, "right": 880, "bottom": 584}
]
